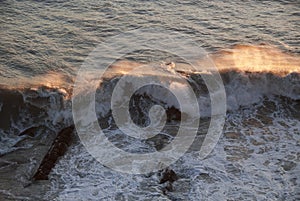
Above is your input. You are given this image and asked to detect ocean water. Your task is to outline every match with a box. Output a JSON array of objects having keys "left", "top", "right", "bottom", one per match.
[{"left": 0, "top": 0, "right": 299, "bottom": 200}]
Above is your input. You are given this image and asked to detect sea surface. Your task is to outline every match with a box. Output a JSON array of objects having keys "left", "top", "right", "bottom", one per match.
[{"left": 0, "top": 0, "right": 299, "bottom": 200}]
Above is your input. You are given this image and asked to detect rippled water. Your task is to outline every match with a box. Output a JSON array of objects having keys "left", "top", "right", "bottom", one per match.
[
  {"left": 1, "top": 0, "right": 299, "bottom": 80},
  {"left": 0, "top": 0, "right": 299, "bottom": 200}
]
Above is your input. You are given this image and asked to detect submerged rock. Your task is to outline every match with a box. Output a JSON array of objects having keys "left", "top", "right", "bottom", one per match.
[
  {"left": 32, "top": 125, "right": 74, "bottom": 180},
  {"left": 159, "top": 168, "right": 178, "bottom": 184},
  {"left": 159, "top": 168, "right": 179, "bottom": 195},
  {"left": 19, "top": 126, "right": 39, "bottom": 137}
]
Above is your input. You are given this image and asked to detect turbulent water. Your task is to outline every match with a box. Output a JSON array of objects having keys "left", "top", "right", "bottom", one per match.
[{"left": 0, "top": 0, "right": 299, "bottom": 200}]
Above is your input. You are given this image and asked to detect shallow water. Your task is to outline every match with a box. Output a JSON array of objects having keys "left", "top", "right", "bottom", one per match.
[{"left": 48, "top": 98, "right": 300, "bottom": 200}]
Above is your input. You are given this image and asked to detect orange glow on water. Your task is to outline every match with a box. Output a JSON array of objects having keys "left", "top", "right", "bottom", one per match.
[
  {"left": 106, "top": 45, "right": 300, "bottom": 77},
  {"left": 1, "top": 44, "right": 299, "bottom": 93},
  {"left": 212, "top": 44, "right": 300, "bottom": 75},
  {"left": 106, "top": 60, "right": 142, "bottom": 76},
  {"left": 0, "top": 71, "right": 73, "bottom": 94}
]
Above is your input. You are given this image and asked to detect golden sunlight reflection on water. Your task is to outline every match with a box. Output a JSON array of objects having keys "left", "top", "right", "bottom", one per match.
[
  {"left": 2, "top": 44, "right": 299, "bottom": 92},
  {"left": 212, "top": 44, "right": 300, "bottom": 75}
]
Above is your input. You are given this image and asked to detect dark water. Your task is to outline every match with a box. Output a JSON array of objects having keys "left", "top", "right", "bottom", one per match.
[{"left": 0, "top": 0, "right": 299, "bottom": 200}]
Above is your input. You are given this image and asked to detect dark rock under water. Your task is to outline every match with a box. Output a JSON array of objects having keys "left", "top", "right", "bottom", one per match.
[
  {"left": 32, "top": 125, "right": 74, "bottom": 180},
  {"left": 159, "top": 168, "right": 178, "bottom": 184},
  {"left": 159, "top": 168, "right": 179, "bottom": 195}
]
